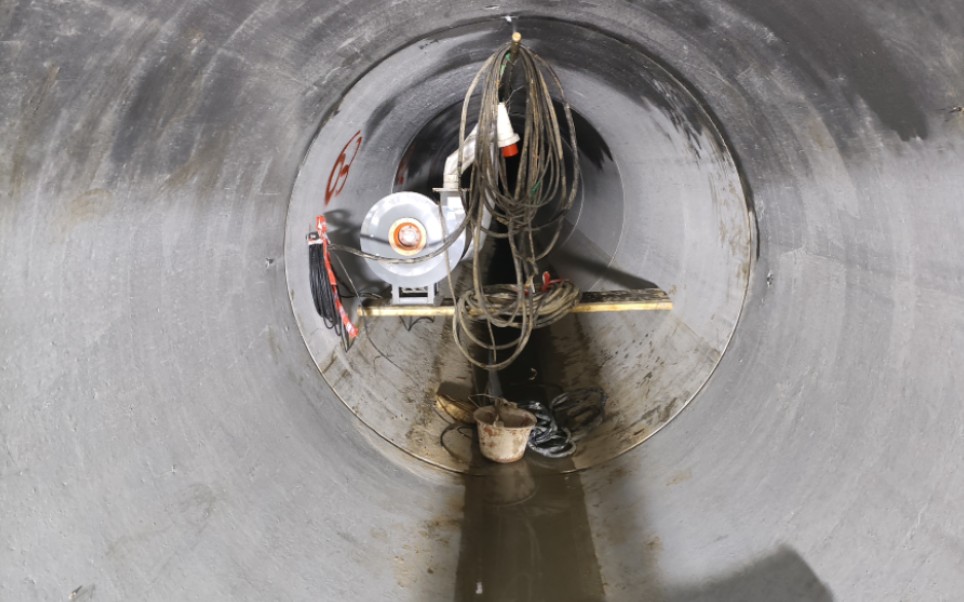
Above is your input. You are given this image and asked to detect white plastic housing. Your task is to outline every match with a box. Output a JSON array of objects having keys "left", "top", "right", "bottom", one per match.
[{"left": 496, "top": 102, "right": 520, "bottom": 148}]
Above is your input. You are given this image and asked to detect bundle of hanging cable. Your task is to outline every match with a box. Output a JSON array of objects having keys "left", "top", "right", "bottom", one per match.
[
  {"left": 307, "top": 237, "right": 347, "bottom": 339},
  {"left": 451, "top": 38, "right": 582, "bottom": 370}
]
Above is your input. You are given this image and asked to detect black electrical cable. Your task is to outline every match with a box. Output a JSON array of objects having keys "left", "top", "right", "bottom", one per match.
[
  {"left": 516, "top": 387, "right": 607, "bottom": 458},
  {"left": 516, "top": 399, "right": 575, "bottom": 458},
  {"left": 329, "top": 250, "right": 388, "bottom": 301},
  {"left": 550, "top": 387, "right": 607, "bottom": 440},
  {"left": 308, "top": 236, "right": 347, "bottom": 339},
  {"left": 309, "top": 234, "right": 388, "bottom": 350},
  {"left": 448, "top": 38, "right": 582, "bottom": 370}
]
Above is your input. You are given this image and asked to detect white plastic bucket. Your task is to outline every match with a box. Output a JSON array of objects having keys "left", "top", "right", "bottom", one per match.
[{"left": 474, "top": 404, "right": 537, "bottom": 463}]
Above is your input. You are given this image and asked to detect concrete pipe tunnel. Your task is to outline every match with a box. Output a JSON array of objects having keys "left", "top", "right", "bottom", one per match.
[{"left": 2, "top": 1, "right": 963, "bottom": 600}]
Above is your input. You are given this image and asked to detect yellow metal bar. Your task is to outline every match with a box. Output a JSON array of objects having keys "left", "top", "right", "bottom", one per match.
[{"left": 357, "top": 289, "right": 672, "bottom": 318}]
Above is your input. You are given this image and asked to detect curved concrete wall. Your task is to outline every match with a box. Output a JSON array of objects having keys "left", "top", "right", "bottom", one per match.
[{"left": 2, "top": 1, "right": 962, "bottom": 600}]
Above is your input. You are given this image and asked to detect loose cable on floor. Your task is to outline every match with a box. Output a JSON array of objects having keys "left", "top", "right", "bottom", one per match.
[{"left": 516, "top": 387, "right": 607, "bottom": 458}]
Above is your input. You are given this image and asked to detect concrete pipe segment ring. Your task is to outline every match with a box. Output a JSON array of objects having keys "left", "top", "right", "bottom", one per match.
[{"left": 1, "top": 2, "right": 961, "bottom": 601}]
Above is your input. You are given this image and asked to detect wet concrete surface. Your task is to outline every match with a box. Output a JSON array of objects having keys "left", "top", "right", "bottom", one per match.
[
  {"left": 454, "top": 318, "right": 606, "bottom": 601},
  {"left": 456, "top": 459, "right": 605, "bottom": 602},
  {"left": 2, "top": 1, "right": 964, "bottom": 600}
]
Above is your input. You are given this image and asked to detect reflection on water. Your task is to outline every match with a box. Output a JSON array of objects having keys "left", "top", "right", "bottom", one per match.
[
  {"left": 453, "top": 293, "right": 606, "bottom": 600},
  {"left": 454, "top": 456, "right": 606, "bottom": 601}
]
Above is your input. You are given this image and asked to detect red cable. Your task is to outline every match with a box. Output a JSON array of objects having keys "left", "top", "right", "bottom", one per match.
[{"left": 316, "top": 216, "right": 358, "bottom": 342}]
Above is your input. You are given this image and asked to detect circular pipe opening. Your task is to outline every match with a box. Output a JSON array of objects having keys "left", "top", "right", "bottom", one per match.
[{"left": 285, "top": 18, "right": 754, "bottom": 472}]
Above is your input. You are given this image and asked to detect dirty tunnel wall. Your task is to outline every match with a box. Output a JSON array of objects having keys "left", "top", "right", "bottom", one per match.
[{"left": 1, "top": 1, "right": 963, "bottom": 601}]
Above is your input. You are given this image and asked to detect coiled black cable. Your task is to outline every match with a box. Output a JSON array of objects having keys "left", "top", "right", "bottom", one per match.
[
  {"left": 308, "top": 235, "right": 346, "bottom": 338},
  {"left": 516, "top": 387, "right": 607, "bottom": 458}
]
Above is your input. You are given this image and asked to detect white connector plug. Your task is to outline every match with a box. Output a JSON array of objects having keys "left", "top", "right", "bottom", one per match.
[
  {"left": 496, "top": 102, "right": 519, "bottom": 157},
  {"left": 441, "top": 102, "right": 520, "bottom": 189},
  {"left": 442, "top": 125, "right": 478, "bottom": 190}
]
